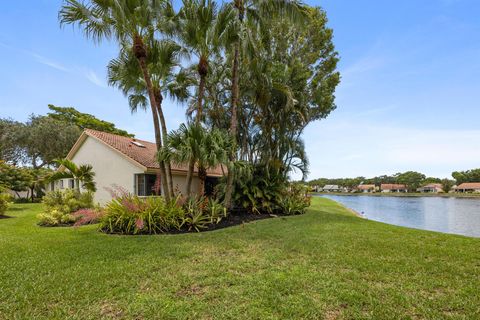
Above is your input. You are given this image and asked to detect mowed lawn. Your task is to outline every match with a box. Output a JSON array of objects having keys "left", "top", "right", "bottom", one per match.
[{"left": 1, "top": 198, "right": 479, "bottom": 319}]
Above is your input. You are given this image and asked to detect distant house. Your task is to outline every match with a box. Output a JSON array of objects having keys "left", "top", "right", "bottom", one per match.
[
  {"left": 454, "top": 183, "right": 480, "bottom": 193},
  {"left": 417, "top": 183, "right": 443, "bottom": 193},
  {"left": 357, "top": 184, "right": 376, "bottom": 193},
  {"left": 380, "top": 184, "right": 407, "bottom": 193},
  {"left": 322, "top": 185, "right": 341, "bottom": 192}
]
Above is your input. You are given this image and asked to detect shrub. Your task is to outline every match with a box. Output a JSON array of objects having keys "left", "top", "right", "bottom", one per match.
[
  {"left": 38, "top": 190, "right": 94, "bottom": 226},
  {"left": 278, "top": 184, "right": 311, "bottom": 215},
  {"left": 72, "top": 208, "right": 104, "bottom": 227},
  {"left": 100, "top": 194, "right": 185, "bottom": 234},
  {"left": 99, "top": 192, "right": 227, "bottom": 235},
  {"left": 181, "top": 196, "right": 227, "bottom": 232},
  {"left": 0, "top": 192, "right": 12, "bottom": 216}
]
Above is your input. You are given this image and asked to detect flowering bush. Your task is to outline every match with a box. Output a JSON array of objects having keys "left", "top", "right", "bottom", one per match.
[
  {"left": 278, "top": 184, "right": 311, "bottom": 215},
  {"left": 72, "top": 208, "right": 104, "bottom": 227},
  {"left": 99, "top": 187, "right": 227, "bottom": 235},
  {"left": 38, "top": 190, "right": 94, "bottom": 226}
]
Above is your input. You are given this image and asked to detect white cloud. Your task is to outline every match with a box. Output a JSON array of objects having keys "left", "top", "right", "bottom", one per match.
[
  {"left": 31, "top": 53, "right": 70, "bottom": 72},
  {"left": 82, "top": 69, "right": 107, "bottom": 88}
]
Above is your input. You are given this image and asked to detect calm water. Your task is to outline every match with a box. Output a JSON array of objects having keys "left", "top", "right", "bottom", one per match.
[{"left": 320, "top": 195, "right": 480, "bottom": 237}]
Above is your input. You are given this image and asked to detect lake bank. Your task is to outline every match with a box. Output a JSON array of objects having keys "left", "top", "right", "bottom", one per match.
[
  {"left": 312, "top": 191, "right": 480, "bottom": 198},
  {"left": 1, "top": 199, "right": 480, "bottom": 318}
]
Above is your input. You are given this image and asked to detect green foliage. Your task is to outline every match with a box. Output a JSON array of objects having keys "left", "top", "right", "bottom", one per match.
[
  {"left": 396, "top": 171, "right": 427, "bottom": 192},
  {"left": 47, "top": 105, "right": 133, "bottom": 137},
  {"left": 100, "top": 195, "right": 185, "bottom": 234},
  {"left": 38, "top": 190, "right": 94, "bottom": 226},
  {"left": 0, "top": 161, "right": 32, "bottom": 192},
  {"left": 452, "top": 168, "right": 480, "bottom": 184},
  {"left": 50, "top": 159, "right": 97, "bottom": 192},
  {"left": 0, "top": 190, "right": 12, "bottom": 216},
  {"left": 182, "top": 196, "right": 227, "bottom": 232},
  {"left": 231, "top": 164, "right": 286, "bottom": 214},
  {"left": 278, "top": 184, "right": 311, "bottom": 215},
  {"left": 100, "top": 192, "right": 227, "bottom": 235}
]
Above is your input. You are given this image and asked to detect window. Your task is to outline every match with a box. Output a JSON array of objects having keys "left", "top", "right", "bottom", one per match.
[
  {"left": 69, "top": 179, "right": 75, "bottom": 189},
  {"left": 135, "top": 174, "right": 160, "bottom": 196},
  {"left": 59, "top": 180, "right": 64, "bottom": 189}
]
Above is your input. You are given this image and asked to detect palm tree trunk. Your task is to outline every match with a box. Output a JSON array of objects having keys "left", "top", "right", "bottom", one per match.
[
  {"left": 186, "top": 158, "right": 195, "bottom": 197},
  {"left": 224, "top": 40, "right": 241, "bottom": 209},
  {"left": 133, "top": 35, "right": 170, "bottom": 202},
  {"left": 198, "top": 165, "right": 207, "bottom": 196},
  {"left": 154, "top": 90, "right": 174, "bottom": 198},
  {"left": 196, "top": 55, "right": 208, "bottom": 125}
]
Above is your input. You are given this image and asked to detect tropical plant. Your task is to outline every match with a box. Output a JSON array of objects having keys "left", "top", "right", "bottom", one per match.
[
  {"left": 60, "top": 0, "right": 175, "bottom": 201},
  {"left": 49, "top": 159, "right": 96, "bottom": 192},
  {"left": 181, "top": 195, "right": 226, "bottom": 231},
  {"left": 278, "top": 183, "right": 310, "bottom": 215},
  {"left": 0, "top": 188, "right": 11, "bottom": 216},
  {"left": 38, "top": 189, "right": 94, "bottom": 226},
  {"left": 161, "top": 123, "right": 230, "bottom": 196},
  {"left": 100, "top": 194, "right": 185, "bottom": 234}
]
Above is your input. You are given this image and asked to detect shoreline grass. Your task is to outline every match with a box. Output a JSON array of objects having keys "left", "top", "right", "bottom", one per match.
[{"left": 1, "top": 198, "right": 479, "bottom": 319}]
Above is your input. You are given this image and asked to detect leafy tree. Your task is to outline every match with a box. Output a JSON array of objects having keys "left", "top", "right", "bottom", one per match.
[
  {"left": 0, "top": 161, "right": 32, "bottom": 196},
  {"left": 47, "top": 105, "right": 133, "bottom": 137},
  {"left": 391, "top": 171, "right": 426, "bottom": 192},
  {"left": 0, "top": 119, "right": 24, "bottom": 164},
  {"left": 50, "top": 159, "right": 97, "bottom": 193},
  {"left": 452, "top": 169, "right": 480, "bottom": 184},
  {"left": 441, "top": 179, "right": 455, "bottom": 193}
]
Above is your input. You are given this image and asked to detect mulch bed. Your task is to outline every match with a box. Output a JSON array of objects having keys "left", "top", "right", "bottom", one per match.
[{"left": 0, "top": 215, "right": 12, "bottom": 219}]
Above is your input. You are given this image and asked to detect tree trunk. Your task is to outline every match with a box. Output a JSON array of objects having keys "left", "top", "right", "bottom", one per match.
[
  {"left": 198, "top": 165, "right": 207, "bottom": 196},
  {"left": 186, "top": 158, "right": 195, "bottom": 197},
  {"left": 224, "top": 40, "right": 241, "bottom": 209},
  {"left": 75, "top": 179, "right": 80, "bottom": 193},
  {"left": 154, "top": 89, "right": 174, "bottom": 198},
  {"left": 134, "top": 35, "right": 170, "bottom": 202},
  {"left": 196, "top": 55, "right": 208, "bottom": 125}
]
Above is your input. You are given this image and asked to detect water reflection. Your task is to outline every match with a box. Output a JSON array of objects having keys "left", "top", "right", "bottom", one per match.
[{"left": 319, "top": 195, "right": 480, "bottom": 237}]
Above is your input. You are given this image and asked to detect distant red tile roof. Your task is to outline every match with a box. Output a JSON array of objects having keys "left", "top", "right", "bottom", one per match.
[
  {"left": 423, "top": 183, "right": 442, "bottom": 188},
  {"left": 381, "top": 183, "right": 407, "bottom": 190},
  {"left": 83, "top": 129, "right": 224, "bottom": 176},
  {"left": 358, "top": 184, "right": 375, "bottom": 190},
  {"left": 455, "top": 183, "right": 480, "bottom": 189}
]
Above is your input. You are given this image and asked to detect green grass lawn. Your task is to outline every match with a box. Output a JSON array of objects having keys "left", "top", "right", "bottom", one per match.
[{"left": 1, "top": 198, "right": 479, "bottom": 319}]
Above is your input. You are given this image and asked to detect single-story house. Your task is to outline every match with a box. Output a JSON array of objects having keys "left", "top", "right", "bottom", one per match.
[
  {"left": 357, "top": 184, "right": 376, "bottom": 193},
  {"left": 454, "top": 183, "right": 480, "bottom": 193},
  {"left": 322, "top": 185, "right": 341, "bottom": 192},
  {"left": 417, "top": 183, "right": 443, "bottom": 193},
  {"left": 380, "top": 184, "right": 407, "bottom": 193},
  {"left": 48, "top": 129, "right": 224, "bottom": 204}
]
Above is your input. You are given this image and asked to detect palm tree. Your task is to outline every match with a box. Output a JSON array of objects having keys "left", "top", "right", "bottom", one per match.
[
  {"left": 223, "top": 0, "right": 306, "bottom": 208},
  {"left": 50, "top": 159, "right": 96, "bottom": 193},
  {"left": 161, "top": 123, "right": 229, "bottom": 197},
  {"left": 176, "top": 0, "right": 235, "bottom": 124},
  {"left": 59, "top": 0, "right": 172, "bottom": 201},
  {"left": 107, "top": 39, "right": 193, "bottom": 198}
]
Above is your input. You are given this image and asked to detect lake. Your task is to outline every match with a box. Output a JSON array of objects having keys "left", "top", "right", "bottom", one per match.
[{"left": 319, "top": 194, "right": 480, "bottom": 237}]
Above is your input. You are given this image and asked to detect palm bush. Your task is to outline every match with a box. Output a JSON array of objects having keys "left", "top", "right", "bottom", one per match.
[{"left": 278, "top": 184, "right": 311, "bottom": 215}]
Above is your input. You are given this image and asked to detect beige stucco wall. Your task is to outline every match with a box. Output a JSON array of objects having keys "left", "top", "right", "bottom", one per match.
[
  {"left": 170, "top": 173, "right": 200, "bottom": 195},
  {"left": 70, "top": 136, "right": 145, "bottom": 205}
]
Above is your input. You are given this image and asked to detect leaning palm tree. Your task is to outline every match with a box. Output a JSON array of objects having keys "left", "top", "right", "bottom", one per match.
[
  {"left": 50, "top": 159, "right": 96, "bottom": 193},
  {"left": 108, "top": 39, "right": 193, "bottom": 198},
  {"left": 59, "top": 0, "right": 172, "bottom": 201}
]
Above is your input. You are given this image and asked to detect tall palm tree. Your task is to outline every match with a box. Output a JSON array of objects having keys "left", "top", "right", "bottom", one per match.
[
  {"left": 59, "top": 0, "right": 172, "bottom": 201},
  {"left": 108, "top": 39, "right": 193, "bottom": 198},
  {"left": 50, "top": 159, "right": 96, "bottom": 193},
  {"left": 223, "top": 0, "right": 307, "bottom": 208},
  {"left": 176, "top": 0, "right": 235, "bottom": 124}
]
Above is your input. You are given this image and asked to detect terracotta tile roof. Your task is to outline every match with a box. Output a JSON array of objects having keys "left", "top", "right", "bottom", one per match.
[
  {"left": 423, "top": 183, "right": 442, "bottom": 188},
  {"left": 380, "top": 183, "right": 407, "bottom": 190},
  {"left": 84, "top": 129, "right": 224, "bottom": 176},
  {"left": 455, "top": 183, "right": 480, "bottom": 189},
  {"left": 358, "top": 184, "right": 375, "bottom": 190}
]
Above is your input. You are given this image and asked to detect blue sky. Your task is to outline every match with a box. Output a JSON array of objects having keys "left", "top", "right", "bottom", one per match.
[{"left": 1, "top": 0, "right": 479, "bottom": 180}]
